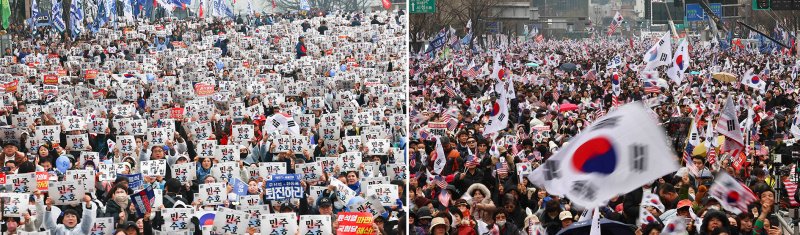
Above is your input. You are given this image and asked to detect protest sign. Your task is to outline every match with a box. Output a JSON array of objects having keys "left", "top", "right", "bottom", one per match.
[
  {"left": 171, "top": 163, "right": 196, "bottom": 185},
  {"left": 239, "top": 205, "right": 270, "bottom": 228},
  {"left": 48, "top": 181, "right": 85, "bottom": 205},
  {"left": 339, "top": 152, "right": 362, "bottom": 172},
  {"left": 90, "top": 217, "right": 114, "bottom": 235},
  {"left": 386, "top": 164, "right": 407, "bottom": 181},
  {"left": 329, "top": 178, "right": 357, "bottom": 208},
  {"left": 162, "top": 208, "right": 194, "bottom": 232},
  {"left": 336, "top": 212, "right": 374, "bottom": 235},
  {"left": 66, "top": 169, "right": 96, "bottom": 192},
  {"left": 264, "top": 174, "right": 304, "bottom": 200},
  {"left": 131, "top": 186, "right": 156, "bottom": 217},
  {"left": 140, "top": 159, "right": 167, "bottom": 177},
  {"left": 199, "top": 183, "right": 225, "bottom": 206},
  {"left": 213, "top": 145, "right": 239, "bottom": 162},
  {"left": 211, "top": 162, "right": 239, "bottom": 184},
  {"left": 7, "top": 172, "right": 36, "bottom": 193},
  {"left": 213, "top": 207, "right": 249, "bottom": 234},
  {"left": 1, "top": 193, "right": 29, "bottom": 217},
  {"left": 98, "top": 162, "right": 116, "bottom": 182},
  {"left": 260, "top": 213, "right": 298, "bottom": 235},
  {"left": 299, "top": 215, "right": 332, "bottom": 235},
  {"left": 360, "top": 176, "right": 390, "bottom": 187},
  {"left": 366, "top": 184, "right": 399, "bottom": 206},
  {"left": 119, "top": 173, "right": 144, "bottom": 191},
  {"left": 297, "top": 162, "right": 322, "bottom": 181},
  {"left": 258, "top": 162, "right": 287, "bottom": 178},
  {"left": 35, "top": 172, "right": 48, "bottom": 191}
]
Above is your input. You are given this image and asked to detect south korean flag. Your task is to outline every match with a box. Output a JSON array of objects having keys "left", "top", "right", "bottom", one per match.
[{"left": 528, "top": 103, "right": 679, "bottom": 208}]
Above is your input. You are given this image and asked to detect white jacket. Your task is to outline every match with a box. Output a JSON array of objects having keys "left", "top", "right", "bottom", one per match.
[{"left": 43, "top": 204, "right": 95, "bottom": 235}]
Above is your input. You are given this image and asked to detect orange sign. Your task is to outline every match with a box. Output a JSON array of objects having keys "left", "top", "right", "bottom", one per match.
[
  {"left": 57, "top": 69, "right": 67, "bottom": 77},
  {"left": 36, "top": 171, "right": 48, "bottom": 190}
]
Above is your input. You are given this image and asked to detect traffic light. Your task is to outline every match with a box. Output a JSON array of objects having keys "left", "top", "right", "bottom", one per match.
[{"left": 753, "top": 0, "right": 770, "bottom": 10}]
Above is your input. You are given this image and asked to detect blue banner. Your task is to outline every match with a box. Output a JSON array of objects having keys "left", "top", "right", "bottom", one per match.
[
  {"left": 229, "top": 177, "right": 248, "bottom": 198},
  {"left": 264, "top": 174, "right": 303, "bottom": 200},
  {"left": 130, "top": 185, "right": 155, "bottom": 217},
  {"left": 119, "top": 173, "right": 144, "bottom": 191}
]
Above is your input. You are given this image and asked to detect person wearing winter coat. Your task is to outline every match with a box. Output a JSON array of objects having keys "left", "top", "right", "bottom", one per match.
[
  {"left": 43, "top": 193, "right": 96, "bottom": 235},
  {"left": 466, "top": 184, "right": 496, "bottom": 225}
]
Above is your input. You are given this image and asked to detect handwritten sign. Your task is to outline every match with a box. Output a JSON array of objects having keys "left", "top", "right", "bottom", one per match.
[{"left": 140, "top": 159, "right": 167, "bottom": 177}]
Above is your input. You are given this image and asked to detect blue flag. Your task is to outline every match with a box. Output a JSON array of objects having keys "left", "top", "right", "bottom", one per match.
[
  {"left": 70, "top": 0, "right": 83, "bottom": 38},
  {"left": 51, "top": 0, "right": 65, "bottom": 32},
  {"left": 425, "top": 34, "right": 446, "bottom": 53}
]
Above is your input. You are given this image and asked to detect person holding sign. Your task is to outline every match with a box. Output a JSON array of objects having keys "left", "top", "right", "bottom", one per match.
[{"left": 43, "top": 192, "right": 96, "bottom": 235}]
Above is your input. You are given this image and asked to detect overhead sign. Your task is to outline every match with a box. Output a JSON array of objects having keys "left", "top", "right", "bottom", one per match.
[
  {"left": 410, "top": 0, "right": 435, "bottom": 13},
  {"left": 686, "top": 3, "right": 722, "bottom": 22}
]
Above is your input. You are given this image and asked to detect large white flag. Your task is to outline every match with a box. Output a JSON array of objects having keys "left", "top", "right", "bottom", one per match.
[
  {"left": 666, "top": 38, "right": 689, "bottom": 84},
  {"left": 708, "top": 172, "right": 757, "bottom": 214},
  {"left": 715, "top": 97, "right": 744, "bottom": 152},
  {"left": 741, "top": 68, "right": 767, "bottom": 93},
  {"left": 643, "top": 32, "right": 672, "bottom": 71},
  {"left": 265, "top": 113, "right": 300, "bottom": 136},
  {"left": 482, "top": 97, "right": 509, "bottom": 135},
  {"left": 433, "top": 137, "right": 446, "bottom": 175},
  {"left": 528, "top": 103, "right": 679, "bottom": 208}
]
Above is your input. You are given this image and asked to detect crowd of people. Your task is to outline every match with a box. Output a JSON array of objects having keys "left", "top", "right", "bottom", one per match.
[
  {"left": 0, "top": 7, "right": 408, "bottom": 235},
  {"left": 409, "top": 30, "right": 800, "bottom": 235}
]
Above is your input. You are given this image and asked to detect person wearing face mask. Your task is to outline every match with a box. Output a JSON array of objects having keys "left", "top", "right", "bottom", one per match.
[
  {"left": 493, "top": 210, "right": 522, "bottom": 235},
  {"left": 103, "top": 183, "right": 134, "bottom": 227}
]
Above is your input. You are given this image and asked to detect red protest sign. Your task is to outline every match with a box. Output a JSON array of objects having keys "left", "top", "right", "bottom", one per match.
[
  {"left": 36, "top": 171, "right": 49, "bottom": 190},
  {"left": 0, "top": 173, "right": 6, "bottom": 184},
  {"left": 84, "top": 69, "right": 99, "bottom": 80},
  {"left": 170, "top": 108, "right": 185, "bottom": 119},
  {"left": 57, "top": 69, "right": 67, "bottom": 77},
  {"left": 43, "top": 74, "right": 59, "bottom": 85},
  {"left": 5, "top": 80, "right": 18, "bottom": 93},
  {"left": 336, "top": 212, "right": 373, "bottom": 235},
  {"left": 194, "top": 83, "right": 215, "bottom": 97}
]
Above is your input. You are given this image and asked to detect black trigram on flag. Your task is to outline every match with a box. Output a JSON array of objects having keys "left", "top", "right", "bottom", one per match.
[
  {"left": 592, "top": 116, "right": 619, "bottom": 131},
  {"left": 631, "top": 144, "right": 647, "bottom": 172},
  {"left": 571, "top": 180, "right": 597, "bottom": 201},
  {"left": 543, "top": 160, "right": 560, "bottom": 180}
]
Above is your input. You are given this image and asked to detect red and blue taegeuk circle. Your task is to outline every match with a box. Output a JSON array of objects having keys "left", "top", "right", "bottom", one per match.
[{"left": 571, "top": 137, "right": 617, "bottom": 175}]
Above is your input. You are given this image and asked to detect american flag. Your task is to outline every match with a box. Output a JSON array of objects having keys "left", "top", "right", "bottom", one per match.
[
  {"left": 707, "top": 147, "right": 717, "bottom": 166},
  {"left": 593, "top": 108, "right": 606, "bottom": 120},
  {"left": 438, "top": 188, "right": 451, "bottom": 207},
  {"left": 444, "top": 85, "right": 456, "bottom": 98},
  {"left": 496, "top": 162, "right": 508, "bottom": 175},
  {"left": 465, "top": 153, "right": 480, "bottom": 168},
  {"left": 434, "top": 175, "right": 448, "bottom": 189},
  {"left": 684, "top": 142, "right": 697, "bottom": 175},
  {"left": 461, "top": 66, "right": 480, "bottom": 78},
  {"left": 644, "top": 80, "right": 661, "bottom": 93}
]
